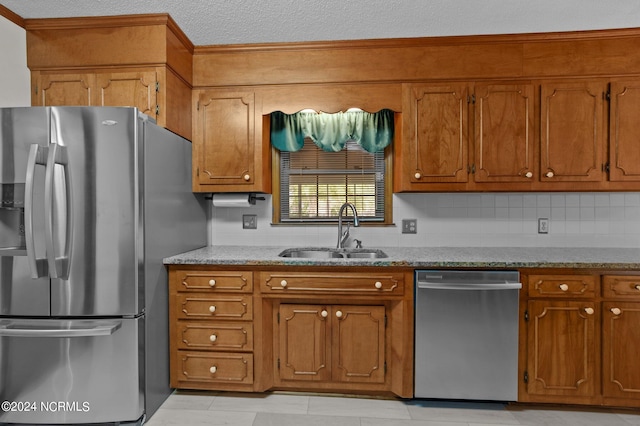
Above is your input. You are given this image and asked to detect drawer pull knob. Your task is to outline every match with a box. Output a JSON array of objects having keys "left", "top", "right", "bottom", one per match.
[
  {"left": 374, "top": 281, "right": 383, "bottom": 289},
  {"left": 546, "top": 171, "right": 554, "bottom": 178},
  {"left": 559, "top": 283, "right": 569, "bottom": 291},
  {"left": 611, "top": 307, "right": 622, "bottom": 316},
  {"left": 209, "top": 305, "right": 216, "bottom": 313},
  {"left": 209, "top": 279, "right": 216, "bottom": 287},
  {"left": 414, "top": 172, "right": 422, "bottom": 179},
  {"left": 336, "top": 310, "right": 343, "bottom": 318},
  {"left": 584, "top": 307, "right": 595, "bottom": 315},
  {"left": 635, "top": 284, "right": 640, "bottom": 291},
  {"left": 280, "top": 280, "right": 288, "bottom": 288},
  {"left": 321, "top": 310, "right": 328, "bottom": 318},
  {"left": 243, "top": 174, "right": 251, "bottom": 181},
  {"left": 209, "top": 366, "right": 217, "bottom": 374},
  {"left": 525, "top": 171, "right": 533, "bottom": 178},
  {"left": 209, "top": 334, "right": 218, "bottom": 342}
]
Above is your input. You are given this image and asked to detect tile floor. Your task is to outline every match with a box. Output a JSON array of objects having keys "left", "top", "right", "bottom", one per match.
[{"left": 146, "top": 391, "right": 640, "bottom": 426}]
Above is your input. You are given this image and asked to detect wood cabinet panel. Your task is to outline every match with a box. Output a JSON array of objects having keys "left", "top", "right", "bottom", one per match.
[
  {"left": 95, "top": 71, "right": 157, "bottom": 117},
  {"left": 602, "top": 301, "right": 640, "bottom": 400},
  {"left": 35, "top": 73, "right": 92, "bottom": 106},
  {"left": 474, "top": 83, "right": 535, "bottom": 182},
  {"left": 261, "top": 271, "right": 403, "bottom": 295},
  {"left": 540, "top": 81, "right": 606, "bottom": 182},
  {"left": 603, "top": 275, "right": 640, "bottom": 299},
  {"left": 528, "top": 274, "right": 597, "bottom": 298},
  {"left": 177, "top": 351, "right": 253, "bottom": 384},
  {"left": 526, "top": 299, "right": 598, "bottom": 399},
  {"left": 176, "top": 270, "right": 253, "bottom": 293},
  {"left": 177, "top": 294, "right": 253, "bottom": 320},
  {"left": 177, "top": 321, "right": 253, "bottom": 351},
  {"left": 609, "top": 80, "right": 640, "bottom": 181}
]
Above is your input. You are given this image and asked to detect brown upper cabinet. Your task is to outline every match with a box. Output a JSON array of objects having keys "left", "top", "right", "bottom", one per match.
[
  {"left": 397, "top": 82, "right": 535, "bottom": 192},
  {"left": 609, "top": 80, "right": 640, "bottom": 182},
  {"left": 26, "top": 14, "right": 194, "bottom": 140},
  {"left": 191, "top": 89, "right": 270, "bottom": 193}
]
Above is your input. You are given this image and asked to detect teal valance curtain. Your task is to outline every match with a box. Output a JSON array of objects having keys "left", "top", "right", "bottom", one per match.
[{"left": 270, "top": 109, "right": 394, "bottom": 153}]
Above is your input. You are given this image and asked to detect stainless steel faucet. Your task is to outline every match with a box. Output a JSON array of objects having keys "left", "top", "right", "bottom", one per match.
[{"left": 336, "top": 202, "right": 360, "bottom": 249}]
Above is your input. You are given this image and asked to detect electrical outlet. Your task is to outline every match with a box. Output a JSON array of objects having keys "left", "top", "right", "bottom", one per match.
[
  {"left": 402, "top": 219, "right": 417, "bottom": 234},
  {"left": 538, "top": 218, "right": 549, "bottom": 234},
  {"left": 243, "top": 214, "right": 257, "bottom": 229}
]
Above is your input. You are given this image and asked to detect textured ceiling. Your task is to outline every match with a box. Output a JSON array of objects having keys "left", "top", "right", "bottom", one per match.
[{"left": 1, "top": 0, "right": 640, "bottom": 46}]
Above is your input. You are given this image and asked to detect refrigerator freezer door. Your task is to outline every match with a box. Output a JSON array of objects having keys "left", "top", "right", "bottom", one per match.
[
  {"left": 49, "top": 107, "right": 141, "bottom": 316},
  {"left": 0, "top": 107, "right": 51, "bottom": 316},
  {"left": 0, "top": 317, "right": 144, "bottom": 424}
]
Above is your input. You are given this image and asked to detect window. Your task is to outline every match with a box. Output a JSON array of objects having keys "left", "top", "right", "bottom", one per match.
[{"left": 275, "top": 137, "right": 391, "bottom": 224}]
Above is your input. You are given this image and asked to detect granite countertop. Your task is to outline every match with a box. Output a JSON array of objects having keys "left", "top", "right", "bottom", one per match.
[{"left": 164, "top": 245, "right": 640, "bottom": 269}]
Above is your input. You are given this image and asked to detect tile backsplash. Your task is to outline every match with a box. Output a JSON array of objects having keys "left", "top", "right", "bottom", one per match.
[{"left": 208, "top": 192, "right": 640, "bottom": 248}]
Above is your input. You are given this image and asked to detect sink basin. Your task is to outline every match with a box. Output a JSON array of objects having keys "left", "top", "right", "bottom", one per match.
[{"left": 278, "top": 247, "right": 387, "bottom": 259}]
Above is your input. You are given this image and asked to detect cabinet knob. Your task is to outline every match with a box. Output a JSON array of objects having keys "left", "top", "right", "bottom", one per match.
[
  {"left": 280, "top": 279, "right": 288, "bottom": 288},
  {"left": 243, "top": 174, "right": 251, "bottom": 181},
  {"left": 611, "top": 307, "right": 622, "bottom": 316},
  {"left": 414, "top": 172, "right": 422, "bottom": 180},
  {"left": 525, "top": 171, "right": 533, "bottom": 178},
  {"left": 321, "top": 310, "right": 328, "bottom": 318},
  {"left": 209, "top": 305, "right": 216, "bottom": 313},
  {"left": 209, "top": 334, "right": 218, "bottom": 342},
  {"left": 546, "top": 171, "right": 554, "bottom": 178},
  {"left": 559, "top": 283, "right": 569, "bottom": 291},
  {"left": 209, "top": 366, "right": 217, "bottom": 374},
  {"left": 335, "top": 310, "right": 343, "bottom": 318},
  {"left": 584, "top": 307, "right": 595, "bottom": 315},
  {"left": 635, "top": 284, "right": 640, "bottom": 291},
  {"left": 374, "top": 281, "right": 383, "bottom": 289},
  {"left": 209, "top": 279, "right": 216, "bottom": 287}
]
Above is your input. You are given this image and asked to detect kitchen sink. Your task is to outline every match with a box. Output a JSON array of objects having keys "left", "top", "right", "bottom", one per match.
[{"left": 278, "top": 247, "right": 387, "bottom": 259}]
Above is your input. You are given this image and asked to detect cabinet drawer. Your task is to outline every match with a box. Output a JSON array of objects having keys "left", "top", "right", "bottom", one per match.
[
  {"left": 177, "top": 294, "right": 253, "bottom": 320},
  {"left": 260, "top": 272, "right": 404, "bottom": 295},
  {"left": 528, "top": 274, "right": 597, "bottom": 298},
  {"left": 177, "top": 351, "right": 253, "bottom": 384},
  {"left": 176, "top": 321, "right": 253, "bottom": 351},
  {"left": 603, "top": 275, "right": 640, "bottom": 300},
  {"left": 176, "top": 270, "right": 253, "bottom": 293}
]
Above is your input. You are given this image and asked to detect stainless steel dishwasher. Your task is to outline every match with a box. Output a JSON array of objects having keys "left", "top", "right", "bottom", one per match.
[{"left": 414, "top": 270, "right": 522, "bottom": 401}]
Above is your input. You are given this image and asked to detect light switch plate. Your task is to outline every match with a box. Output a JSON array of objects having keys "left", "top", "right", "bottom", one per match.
[
  {"left": 243, "top": 214, "right": 257, "bottom": 229},
  {"left": 402, "top": 219, "right": 417, "bottom": 234}
]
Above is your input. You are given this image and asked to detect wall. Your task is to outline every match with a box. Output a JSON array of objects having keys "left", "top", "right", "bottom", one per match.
[
  {"left": 210, "top": 192, "right": 640, "bottom": 248},
  {"left": 0, "top": 15, "right": 30, "bottom": 107}
]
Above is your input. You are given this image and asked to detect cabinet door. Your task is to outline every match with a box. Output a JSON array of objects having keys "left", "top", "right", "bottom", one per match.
[
  {"left": 33, "top": 73, "right": 93, "bottom": 106},
  {"left": 95, "top": 71, "right": 157, "bottom": 119},
  {"left": 527, "top": 300, "right": 597, "bottom": 399},
  {"left": 540, "top": 81, "right": 606, "bottom": 182},
  {"left": 602, "top": 302, "right": 640, "bottom": 400},
  {"left": 609, "top": 80, "right": 640, "bottom": 181},
  {"left": 474, "top": 83, "right": 535, "bottom": 182},
  {"left": 404, "top": 83, "right": 469, "bottom": 183},
  {"left": 278, "top": 304, "right": 330, "bottom": 382},
  {"left": 332, "top": 305, "right": 385, "bottom": 384},
  {"left": 193, "top": 90, "right": 257, "bottom": 190}
]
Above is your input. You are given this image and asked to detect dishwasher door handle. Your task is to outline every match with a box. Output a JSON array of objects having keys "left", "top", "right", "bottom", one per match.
[{"left": 417, "top": 282, "right": 523, "bottom": 290}]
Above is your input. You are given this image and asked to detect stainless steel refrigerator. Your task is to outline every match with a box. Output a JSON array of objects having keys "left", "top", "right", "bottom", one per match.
[{"left": 0, "top": 107, "right": 207, "bottom": 425}]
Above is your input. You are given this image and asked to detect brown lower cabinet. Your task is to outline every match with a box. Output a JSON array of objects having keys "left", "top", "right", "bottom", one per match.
[
  {"left": 168, "top": 266, "right": 414, "bottom": 397},
  {"left": 520, "top": 271, "right": 640, "bottom": 408}
]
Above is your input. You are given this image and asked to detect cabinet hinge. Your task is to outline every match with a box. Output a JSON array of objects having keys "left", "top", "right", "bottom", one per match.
[
  {"left": 604, "top": 162, "right": 610, "bottom": 173},
  {"left": 524, "top": 371, "right": 529, "bottom": 384},
  {"left": 605, "top": 90, "right": 610, "bottom": 101},
  {"left": 384, "top": 315, "right": 387, "bottom": 327},
  {"left": 467, "top": 94, "right": 476, "bottom": 104},
  {"left": 384, "top": 361, "right": 387, "bottom": 374},
  {"left": 155, "top": 81, "right": 160, "bottom": 92},
  {"left": 467, "top": 164, "right": 476, "bottom": 174},
  {"left": 524, "top": 310, "right": 529, "bottom": 322},
  {"left": 196, "top": 101, "right": 200, "bottom": 111},
  {"left": 155, "top": 105, "right": 160, "bottom": 115}
]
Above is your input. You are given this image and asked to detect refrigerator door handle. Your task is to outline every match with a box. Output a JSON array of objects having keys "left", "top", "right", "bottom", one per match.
[
  {"left": 24, "top": 143, "right": 49, "bottom": 278},
  {"left": 44, "top": 142, "right": 73, "bottom": 279},
  {"left": 0, "top": 319, "right": 122, "bottom": 337}
]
